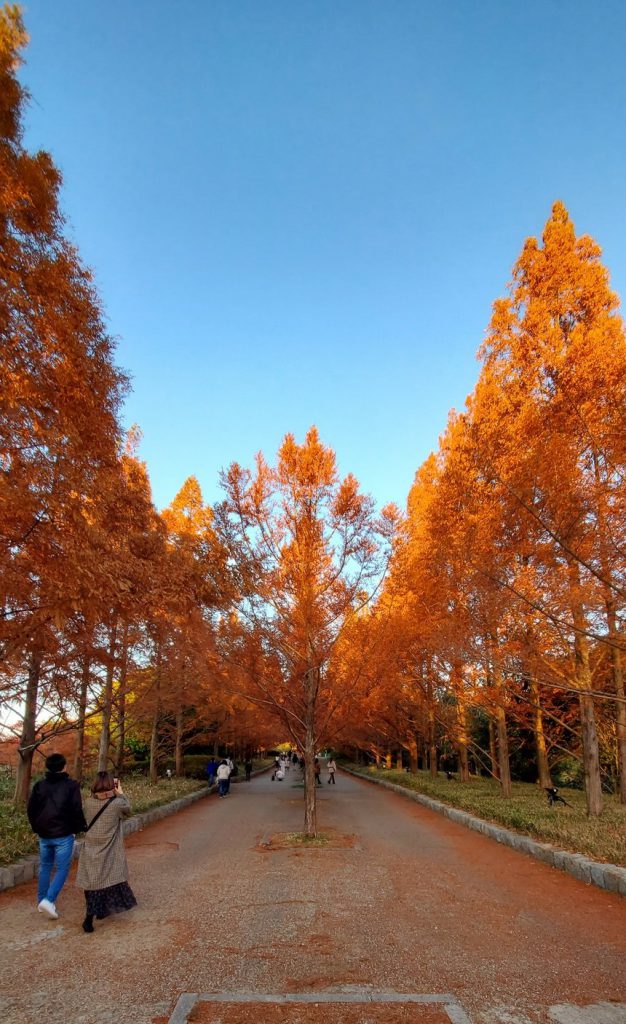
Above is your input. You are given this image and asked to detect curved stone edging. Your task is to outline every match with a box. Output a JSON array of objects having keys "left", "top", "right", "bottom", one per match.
[
  {"left": 0, "top": 765, "right": 272, "bottom": 893},
  {"left": 342, "top": 766, "right": 626, "bottom": 899}
]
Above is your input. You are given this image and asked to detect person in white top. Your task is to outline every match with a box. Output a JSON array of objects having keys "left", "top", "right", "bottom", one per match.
[
  {"left": 327, "top": 759, "right": 337, "bottom": 784},
  {"left": 216, "top": 760, "right": 231, "bottom": 798}
]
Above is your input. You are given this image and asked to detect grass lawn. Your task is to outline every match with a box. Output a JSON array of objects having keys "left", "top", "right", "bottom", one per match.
[
  {"left": 0, "top": 774, "right": 206, "bottom": 867},
  {"left": 346, "top": 765, "right": 626, "bottom": 867}
]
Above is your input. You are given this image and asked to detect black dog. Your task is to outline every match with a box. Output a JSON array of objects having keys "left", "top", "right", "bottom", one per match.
[{"left": 545, "top": 786, "right": 572, "bottom": 808}]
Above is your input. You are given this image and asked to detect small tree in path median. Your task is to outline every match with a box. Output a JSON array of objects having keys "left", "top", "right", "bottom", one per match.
[{"left": 215, "top": 427, "right": 396, "bottom": 836}]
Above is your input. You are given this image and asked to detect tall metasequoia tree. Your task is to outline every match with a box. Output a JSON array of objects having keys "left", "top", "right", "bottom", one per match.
[
  {"left": 216, "top": 427, "right": 395, "bottom": 835},
  {"left": 156, "top": 476, "right": 229, "bottom": 777},
  {"left": 417, "top": 415, "right": 517, "bottom": 796},
  {"left": 95, "top": 452, "right": 165, "bottom": 773},
  {"left": 469, "top": 201, "right": 626, "bottom": 814},
  {"left": 0, "top": 8, "right": 126, "bottom": 801}
]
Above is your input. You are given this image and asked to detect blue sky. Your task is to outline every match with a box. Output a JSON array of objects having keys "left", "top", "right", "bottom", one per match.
[{"left": 18, "top": 0, "right": 626, "bottom": 512}]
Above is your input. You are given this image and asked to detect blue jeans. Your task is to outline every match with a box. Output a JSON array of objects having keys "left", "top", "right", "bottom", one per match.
[
  {"left": 218, "top": 779, "right": 228, "bottom": 797},
  {"left": 38, "top": 835, "right": 75, "bottom": 904}
]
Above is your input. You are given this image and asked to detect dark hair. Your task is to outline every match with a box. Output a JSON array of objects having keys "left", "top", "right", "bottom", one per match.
[
  {"left": 45, "top": 753, "right": 66, "bottom": 773},
  {"left": 91, "top": 771, "right": 116, "bottom": 794}
]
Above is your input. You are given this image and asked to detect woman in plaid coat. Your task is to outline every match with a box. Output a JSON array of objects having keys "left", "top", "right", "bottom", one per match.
[{"left": 77, "top": 771, "right": 136, "bottom": 933}]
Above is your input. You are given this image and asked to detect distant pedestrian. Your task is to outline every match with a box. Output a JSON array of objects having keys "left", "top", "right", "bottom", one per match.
[
  {"left": 27, "top": 752, "right": 87, "bottom": 920},
  {"left": 245, "top": 759, "right": 252, "bottom": 781},
  {"left": 205, "top": 758, "right": 217, "bottom": 786},
  {"left": 77, "top": 772, "right": 136, "bottom": 934},
  {"left": 216, "top": 759, "right": 231, "bottom": 798},
  {"left": 314, "top": 758, "right": 322, "bottom": 786},
  {"left": 327, "top": 758, "right": 337, "bottom": 785}
]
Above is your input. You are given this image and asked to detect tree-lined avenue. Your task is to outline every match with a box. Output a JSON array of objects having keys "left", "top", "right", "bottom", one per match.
[{"left": 1, "top": 770, "right": 625, "bottom": 1024}]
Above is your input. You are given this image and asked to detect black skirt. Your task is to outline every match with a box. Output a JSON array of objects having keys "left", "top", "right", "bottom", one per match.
[{"left": 85, "top": 881, "right": 137, "bottom": 919}]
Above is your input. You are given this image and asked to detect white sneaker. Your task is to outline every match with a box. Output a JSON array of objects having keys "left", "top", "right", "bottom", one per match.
[{"left": 38, "top": 898, "right": 59, "bottom": 919}]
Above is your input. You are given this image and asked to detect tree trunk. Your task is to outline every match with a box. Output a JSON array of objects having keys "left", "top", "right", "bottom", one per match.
[
  {"left": 592, "top": 454, "right": 626, "bottom": 803},
  {"left": 605, "top": 600, "right": 626, "bottom": 803},
  {"left": 302, "top": 666, "right": 318, "bottom": 835},
  {"left": 578, "top": 691, "right": 603, "bottom": 815},
  {"left": 175, "top": 705, "right": 184, "bottom": 776},
  {"left": 149, "top": 644, "right": 162, "bottom": 784},
  {"left": 492, "top": 664, "right": 511, "bottom": 796},
  {"left": 529, "top": 676, "right": 552, "bottom": 788},
  {"left": 453, "top": 664, "right": 470, "bottom": 782},
  {"left": 395, "top": 749, "right": 403, "bottom": 770},
  {"left": 97, "top": 617, "right": 118, "bottom": 771},
  {"left": 73, "top": 655, "right": 90, "bottom": 783},
  {"left": 428, "top": 728, "right": 437, "bottom": 778},
  {"left": 14, "top": 648, "right": 42, "bottom": 804},
  {"left": 149, "top": 703, "right": 160, "bottom": 783},
  {"left": 570, "top": 579, "right": 603, "bottom": 816},
  {"left": 488, "top": 717, "right": 499, "bottom": 780},
  {"left": 114, "top": 620, "right": 129, "bottom": 774},
  {"left": 495, "top": 704, "right": 512, "bottom": 797},
  {"left": 408, "top": 736, "right": 418, "bottom": 773}
]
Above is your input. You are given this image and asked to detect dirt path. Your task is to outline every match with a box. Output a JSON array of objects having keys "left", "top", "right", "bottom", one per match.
[{"left": 1, "top": 768, "right": 625, "bottom": 1024}]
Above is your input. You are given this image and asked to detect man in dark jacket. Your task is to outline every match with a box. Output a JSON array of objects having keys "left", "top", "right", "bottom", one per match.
[{"left": 27, "top": 753, "right": 87, "bottom": 919}]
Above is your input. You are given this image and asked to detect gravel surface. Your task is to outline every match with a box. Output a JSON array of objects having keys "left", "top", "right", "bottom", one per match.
[{"left": 1, "top": 767, "right": 625, "bottom": 1024}]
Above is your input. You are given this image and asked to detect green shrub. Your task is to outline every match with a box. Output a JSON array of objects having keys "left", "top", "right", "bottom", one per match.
[{"left": 552, "top": 756, "right": 584, "bottom": 789}]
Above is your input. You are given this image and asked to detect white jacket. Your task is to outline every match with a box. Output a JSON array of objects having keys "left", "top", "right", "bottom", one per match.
[{"left": 216, "top": 763, "right": 231, "bottom": 780}]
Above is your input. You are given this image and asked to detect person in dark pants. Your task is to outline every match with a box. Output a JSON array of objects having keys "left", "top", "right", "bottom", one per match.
[
  {"left": 27, "top": 753, "right": 87, "bottom": 919},
  {"left": 205, "top": 758, "right": 217, "bottom": 787},
  {"left": 327, "top": 758, "right": 337, "bottom": 784},
  {"left": 244, "top": 760, "right": 252, "bottom": 781},
  {"left": 314, "top": 758, "right": 322, "bottom": 786},
  {"left": 216, "top": 759, "right": 231, "bottom": 797}
]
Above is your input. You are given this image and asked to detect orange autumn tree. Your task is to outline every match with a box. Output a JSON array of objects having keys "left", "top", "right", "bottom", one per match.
[
  {"left": 359, "top": 204, "right": 626, "bottom": 813},
  {"left": 0, "top": 7, "right": 127, "bottom": 801},
  {"left": 215, "top": 427, "right": 396, "bottom": 835},
  {"left": 156, "top": 476, "right": 230, "bottom": 776},
  {"left": 467, "top": 202, "right": 626, "bottom": 813}
]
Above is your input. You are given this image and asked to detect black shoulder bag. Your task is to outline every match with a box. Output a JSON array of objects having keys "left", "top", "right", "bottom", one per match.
[{"left": 85, "top": 796, "right": 116, "bottom": 833}]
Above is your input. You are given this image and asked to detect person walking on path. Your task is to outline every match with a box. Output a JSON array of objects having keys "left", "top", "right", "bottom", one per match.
[
  {"left": 77, "top": 772, "right": 136, "bottom": 934},
  {"left": 327, "top": 758, "right": 337, "bottom": 784},
  {"left": 244, "top": 759, "right": 252, "bottom": 781},
  {"left": 314, "top": 758, "right": 322, "bottom": 786},
  {"left": 27, "top": 752, "right": 87, "bottom": 920},
  {"left": 205, "top": 757, "right": 217, "bottom": 787},
  {"left": 216, "top": 759, "right": 231, "bottom": 798}
]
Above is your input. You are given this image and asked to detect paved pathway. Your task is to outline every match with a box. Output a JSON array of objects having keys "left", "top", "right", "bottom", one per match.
[{"left": 1, "top": 767, "right": 625, "bottom": 1024}]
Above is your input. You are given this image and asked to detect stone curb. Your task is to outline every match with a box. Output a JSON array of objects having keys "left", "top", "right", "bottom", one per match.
[
  {"left": 342, "top": 766, "right": 626, "bottom": 899},
  {"left": 0, "top": 765, "right": 272, "bottom": 893}
]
